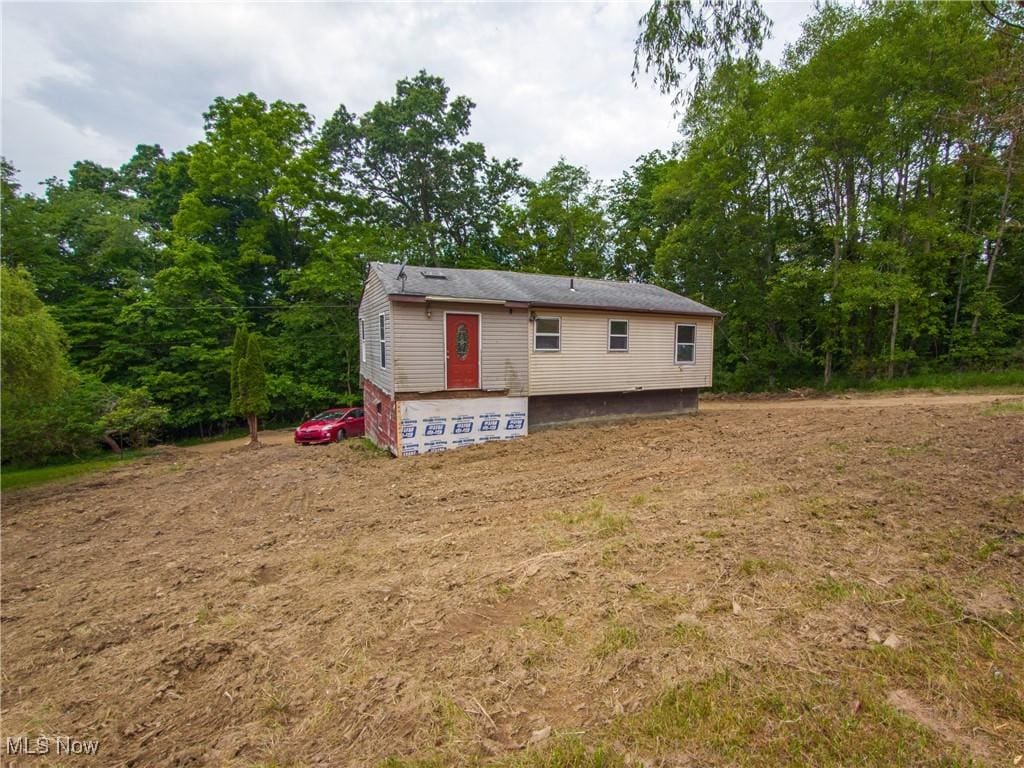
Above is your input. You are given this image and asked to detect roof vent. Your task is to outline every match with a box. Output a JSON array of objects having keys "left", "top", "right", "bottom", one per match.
[
  {"left": 421, "top": 271, "right": 448, "bottom": 280},
  {"left": 569, "top": 278, "right": 576, "bottom": 292}
]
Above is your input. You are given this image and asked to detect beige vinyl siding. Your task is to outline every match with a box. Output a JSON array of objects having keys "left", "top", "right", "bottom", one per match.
[
  {"left": 358, "top": 270, "right": 394, "bottom": 394},
  {"left": 528, "top": 309, "right": 715, "bottom": 396},
  {"left": 392, "top": 301, "right": 529, "bottom": 395}
]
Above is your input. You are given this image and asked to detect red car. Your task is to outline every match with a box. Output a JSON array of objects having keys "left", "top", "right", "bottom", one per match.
[{"left": 294, "top": 408, "right": 365, "bottom": 445}]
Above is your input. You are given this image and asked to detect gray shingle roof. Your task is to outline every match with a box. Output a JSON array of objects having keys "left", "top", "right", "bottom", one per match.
[{"left": 370, "top": 262, "right": 721, "bottom": 317}]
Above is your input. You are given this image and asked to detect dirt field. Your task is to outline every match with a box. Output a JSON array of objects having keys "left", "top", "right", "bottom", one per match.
[{"left": 2, "top": 393, "right": 1022, "bottom": 767}]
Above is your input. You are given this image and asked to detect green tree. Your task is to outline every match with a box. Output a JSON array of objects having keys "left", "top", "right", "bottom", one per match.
[
  {"left": 501, "top": 160, "right": 610, "bottom": 277},
  {"left": 230, "top": 325, "right": 249, "bottom": 417},
  {"left": 320, "top": 70, "right": 527, "bottom": 267},
  {"left": 0, "top": 265, "right": 68, "bottom": 404},
  {"left": 99, "top": 386, "right": 169, "bottom": 453},
  {"left": 120, "top": 237, "right": 242, "bottom": 432},
  {"left": 233, "top": 331, "right": 269, "bottom": 445},
  {"left": 174, "top": 93, "right": 319, "bottom": 308},
  {"left": 633, "top": 0, "right": 772, "bottom": 107},
  {"left": 608, "top": 151, "right": 675, "bottom": 282},
  {"left": 0, "top": 265, "right": 93, "bottom": 464},
  {"left": 639, "top": 1, "right": 1022, "bottom": 388}
]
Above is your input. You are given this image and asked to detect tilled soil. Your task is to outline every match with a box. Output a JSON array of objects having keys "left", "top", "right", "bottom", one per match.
[{"left": 2, "top": 393, "right": 1022, "bottom": 767}]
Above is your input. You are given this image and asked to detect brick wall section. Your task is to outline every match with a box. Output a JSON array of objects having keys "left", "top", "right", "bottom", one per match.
[{"left": 362, "top": 378, "right": 398, "bottom": 454}]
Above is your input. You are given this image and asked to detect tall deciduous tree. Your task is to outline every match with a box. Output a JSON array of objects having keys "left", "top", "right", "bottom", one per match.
[
  {"left": 320, "top": 70, "right": 527, "bottom": 267},
  {"left": 633, "top": 0, "right": 772, "bottom": 107},
  {"left": 1, "top": 265, "right": 68, "bottom": 407},
  {"left": 501, "top": 160, "right": 610, "bottom": 277},
  {"left": 175, "top": 93, "right": 319, "bottom": 308}
]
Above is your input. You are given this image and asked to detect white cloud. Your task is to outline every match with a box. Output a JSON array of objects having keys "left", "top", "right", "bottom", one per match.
[{"left": 1, "top": 1, "right": 813, "bottom": 190}]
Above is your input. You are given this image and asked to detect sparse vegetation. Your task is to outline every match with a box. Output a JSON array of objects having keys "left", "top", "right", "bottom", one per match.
[
  {"left": 1, "top": 451, "right": 146, "bottom": 491},
  {"left": 624, "top": 668, "right": 951, "bottom": 766},
  {"left": 3, "top": 397, "right": 1021, "bottom": 765},
  {"left": 549, "top": 499, "right": 629, "bottom": 537},
  {"left": 593, "top": 623, "right": 639, "bottom": 659},
  {"left": 983, "top": 400, "right": 1024, "bottom": 416}
]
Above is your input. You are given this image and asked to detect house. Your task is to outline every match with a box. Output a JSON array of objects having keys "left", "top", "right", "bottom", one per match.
[{"left": 357, "top": 262, "right": 721, "bottom": 456}]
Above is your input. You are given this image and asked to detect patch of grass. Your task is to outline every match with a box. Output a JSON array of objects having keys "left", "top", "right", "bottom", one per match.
[
  {"left": 628, "top": 584, "right": 684, "bottom": 615},
  {"left": 702, "top": 529, "right": 724, "bottom": 540},
  {"left": 885, "top": 444, "right": 932, "bottom": 457},
  {"left": 858, "top": 505, "right": 881, "bottom": 521},
  {"left": 500, "top": 735, "right": 625, "bottom": 768},
  {"left": 931, "top": 547, "right": 953, "bottom": 565},
  {"left": 593, "top": 623, "right": 638, "bottom": 659},
  {"left": 983, "top": 400, "right": 1024, "bottom": 416},
  {"left": 258, "top": 683, "right": 291, "bottom": 728},
  {"left": 974, "top": 539, "right": 1002, "bottom": 561},
  {"left": 518, "top": 615, "right": 570, "bottom": 668},
  {"left": 629, "top": 494, "right": 647, "bottom": 507},
  {"left": 427, "top": 691, "right": 469, "bottom": 748},
  {"left": 379, "top": 758, "right": 445, "bottom": 768},
  {"left": 1, "top": 451, "right": 145, "bottom": 492},
  {"left": 993, "top": 491, "right": 1024, "bottom": 512},
  {"left": 522, "top": 614, "right": 567, "bottom": 641},
  {"left": 670, "top": 622, "right": 708, "bottom": 645},
  {"left": 599, "top": 542, "right": 624, "bottom": 567},
  {"left": 348, "top": 438, "right": 392, "bottom": 457},
  {"left": 622, "top": 668, "right": 952, "bottom": 766},
  {"left": 827, "top": 369, "right": 1024, "bottom": 393},
  {"left": 800, "top": 496, "right": 834, "bottom": 519},
  {"left": 814, "top": 575, "right": 859, "bottom": 603},
  {"left": 738, "top": 558, "right": 779, "bottom": 577},
  {"left": 550, "top": 499, "right": 629, "bottom": 537},
  {"left": 174, "top": 427, "right": 248, "bottom": 447},
  {"left": 866, "top": 580, "right": 1024, "bottom": 724}
]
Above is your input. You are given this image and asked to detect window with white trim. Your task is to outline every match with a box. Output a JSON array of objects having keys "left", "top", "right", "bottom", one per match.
[
  {"left": 378, "top": 313, "right": 387, "bottom": 369},
  {"left": 534, "top": 316, "right": 560, "bottom": 351},
  {"left": 360, "top": 318, "right": 366, "bottom": 363},
  {"left": 608, "top": 319, "right": 628, "bottom": 351},
  {"left": 675, "top": 323, "right": 696, "bottom": 364}
]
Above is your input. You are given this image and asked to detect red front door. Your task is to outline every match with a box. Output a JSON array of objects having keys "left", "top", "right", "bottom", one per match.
[{"left": 445, "top": 313, "right": 480, "bottom": 389}]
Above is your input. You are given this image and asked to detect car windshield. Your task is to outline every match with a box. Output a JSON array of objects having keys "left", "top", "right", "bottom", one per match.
[{"left": 312, "top": 411, "right": 344, "bottom": 421}]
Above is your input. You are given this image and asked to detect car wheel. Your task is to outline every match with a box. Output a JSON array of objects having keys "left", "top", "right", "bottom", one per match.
[{"left": 336, "top": 429, "right": 346, "bottom": 442}]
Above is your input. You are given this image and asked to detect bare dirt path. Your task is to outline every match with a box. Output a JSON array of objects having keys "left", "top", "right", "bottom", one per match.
[
  {"left": 702, "top": 391, "right": 1021, "bottom": 410},
  {"left": 2, "top": 393, "right": 1021, "bottom": 767},
  {"left": 182, "top": 428, "right": 297, "bottom": 455}
]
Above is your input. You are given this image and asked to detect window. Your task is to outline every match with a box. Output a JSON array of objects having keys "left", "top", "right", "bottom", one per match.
[
  {"left": 534, "top": 316, "right": 560, "bottom": 351},
  {"left": 360, "top": 319, "right": 366, "bottom": 363},
  {"left": 675, "top": 324, "right": 696, "bottom": 364},
  {"left": 378, "top": 313, "right": 387, "bottom": 369},
  {"left": 608, "top": 319, "right": 628, "bottom": 351}
]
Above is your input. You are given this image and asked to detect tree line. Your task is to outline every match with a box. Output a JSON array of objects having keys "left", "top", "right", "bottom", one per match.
[{"left": 1, "top": 1, "right": 1021, "bottom": 464}]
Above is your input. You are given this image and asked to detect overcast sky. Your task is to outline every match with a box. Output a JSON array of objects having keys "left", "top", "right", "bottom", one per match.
[{"left": 2, "top": 1, "right": 813, "bottom": 192}]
